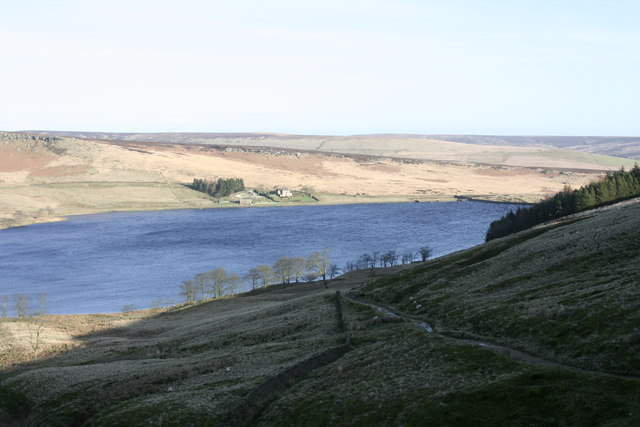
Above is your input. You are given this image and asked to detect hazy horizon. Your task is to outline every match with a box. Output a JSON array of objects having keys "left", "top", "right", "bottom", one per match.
[{"left": 16, "top": 130, "right": 640, "bottom": 139}]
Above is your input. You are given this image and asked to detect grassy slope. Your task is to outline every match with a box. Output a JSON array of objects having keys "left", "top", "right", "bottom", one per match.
[
  {"left": 1, "top": 202, "right": 639, "bottom": 425},
  {"left": 259, "top": 201, "right": 640, "bottom": 426},
  {"left": 0, "top": 284, "right": 347, "bottom": 425},
  {"left": 358, "top": 200, "right": 640, "bottom": 376}
]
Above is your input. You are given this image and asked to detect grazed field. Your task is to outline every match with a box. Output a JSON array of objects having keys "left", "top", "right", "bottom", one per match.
[
  {"left": 1, "top": 132, "right": 629, "bottom": 229},
  {"left": 1, "top": 199, "right": 638, "bottom": 425}
]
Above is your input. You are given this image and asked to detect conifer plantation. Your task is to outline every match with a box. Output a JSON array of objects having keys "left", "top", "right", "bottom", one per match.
[
  {"left": 191, "top": 178, "right": 245, "bottom": 198},
  {"left": 486, "top": 166, "right": 640, "bottom": 241}
]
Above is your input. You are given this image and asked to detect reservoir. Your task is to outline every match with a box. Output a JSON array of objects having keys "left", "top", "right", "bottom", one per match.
[{"left": 0, "top": 202, "right": 519, "bottom": 314}]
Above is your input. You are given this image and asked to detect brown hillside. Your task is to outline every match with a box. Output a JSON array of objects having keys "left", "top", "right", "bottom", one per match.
[{"left": 0, "top": 132, "right": 618, "bottom": 229}]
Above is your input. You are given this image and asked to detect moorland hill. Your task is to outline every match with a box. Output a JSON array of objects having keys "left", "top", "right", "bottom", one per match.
[
  {"left": 1, "top": 198, "right": 638, "bottom": 425},
  {"left": 1, "top": 131, "right": 632, "bottom": 230},
  {"left": 27, "top": 130, "right": 640, "bottom": 165}
]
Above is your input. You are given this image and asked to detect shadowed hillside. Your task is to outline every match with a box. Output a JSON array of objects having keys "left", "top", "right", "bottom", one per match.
[
  {"left": 357, "top": 199, "right": 640, "bottom": 376},
  {"left": 1, "top": 200, "right": 638, "bottom": 425}
]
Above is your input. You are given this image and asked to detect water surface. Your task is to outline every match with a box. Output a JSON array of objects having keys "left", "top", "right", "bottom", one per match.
[{"left": 0, "top": 202, "right": 517, "bottom": 314}]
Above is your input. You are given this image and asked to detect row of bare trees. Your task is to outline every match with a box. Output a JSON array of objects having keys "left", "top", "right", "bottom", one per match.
[
  {"left": 179, "top": 249, "right": 333, "bottom": 304},
  {"left": 1, "top": 293, "right": 48, "bottom": 318},
  {"left": 344, "top": 246, "right": 432, "bottom": 273},
  {"left": 180, "top": 267, "right": 243, "bottom": 303},
  {"left": 247, "top": 249, "right": 333, "bottom": 289}
]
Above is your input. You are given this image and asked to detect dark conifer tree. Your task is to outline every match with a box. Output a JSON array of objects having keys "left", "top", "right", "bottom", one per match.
[{"left": 486, "top": 167, "right": 640, "bottom": 241}]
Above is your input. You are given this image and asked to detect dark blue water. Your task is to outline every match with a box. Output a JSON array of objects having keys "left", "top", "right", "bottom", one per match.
[{"left": 0, "top": 202, "right": 516, "bottom": 314}]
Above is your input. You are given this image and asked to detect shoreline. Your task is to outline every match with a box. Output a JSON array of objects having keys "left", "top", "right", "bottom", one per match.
[{"left": 0, "top": 192, "right": 536, "bottom": 231}]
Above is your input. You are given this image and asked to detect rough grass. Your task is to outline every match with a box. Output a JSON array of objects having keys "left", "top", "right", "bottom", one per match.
[
  {"left": 0, "top": 286, "right": 345, "bottom": 424},
  {"left": 258, "top": 300, "right": 640, "bottom": 426},
  {"left": 357, "top": 200, "right": 640, "bottom": 376},
  {"left": 1, "top": 201, "right": 639, "bottom": 425}
]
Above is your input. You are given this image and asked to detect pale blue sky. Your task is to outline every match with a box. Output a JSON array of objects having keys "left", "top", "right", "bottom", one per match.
[{"left": 1, "top": 0, "right": 638, "bottom": 135}]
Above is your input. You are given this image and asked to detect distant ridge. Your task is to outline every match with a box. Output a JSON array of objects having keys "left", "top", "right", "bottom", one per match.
[
  {"left": 1, "top": 130, "right": 623, "bottom": 230},
  {"left": 425, "top": 134, "right": 640, "bottom": 159},
  {"left": 22, "top": 130, "right": 640, "bottom": 161}
]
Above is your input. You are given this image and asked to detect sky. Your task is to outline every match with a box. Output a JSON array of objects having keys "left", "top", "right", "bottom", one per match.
[{"left": 1, "top": 0, "right": 639, "bottom": 135}]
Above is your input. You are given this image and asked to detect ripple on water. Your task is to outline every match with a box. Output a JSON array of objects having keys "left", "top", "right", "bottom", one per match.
[{"left": 0, "top": 202, "right": 521, "bottom": 314}]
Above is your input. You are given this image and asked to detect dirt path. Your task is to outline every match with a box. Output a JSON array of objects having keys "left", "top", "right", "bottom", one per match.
[{"left": 344, "top": 296, "right": 640, "bottom": 381}]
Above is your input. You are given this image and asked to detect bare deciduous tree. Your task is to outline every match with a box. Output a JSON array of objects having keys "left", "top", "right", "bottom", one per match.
[
  {"left": 209, "top": 268, "right": 227, "bottom": 298},
  {"left": 359, "top": 253, "right": 373, "bottom": 271},
  {"left": 256, "top": 264, "right": 274, "bottom": 288},
  {"left": 246, "top": 268, "right": 261, "bottom": 290},
  {"left": 382, "top": 251, "right": 399, "bottom": 267},
  {"left": 307, "top": 248, "right": 331, "bottom": 288},
  {"left": 181, "top": 280, "right": 197, "bottom": 304},
  {"left": 291, "top": 256, "right": 308, "bottom": 283},
  {"left": 402, "top": 252, "right": 414, "bottom": 264},
  {"left": 372, "top": 251, "right": 381, "bottom": 268},
  {"left": 37, "top": 293, "right": 48, "bottom": 315},
  {"left": 26, "top": 315, "right": 46, "bottom": 361},
  {"left": 1, "top": 296, "right": 8, "bottom": 318},
  {"left": 418, "top": 246, "right": 433, "bottom": 261},
  {"left": 194, "top": 272, "right": 210, "bottom": 301},
  {"left": 274, "top": 256, "right": 294, "bottom": 284},
  {"left": 329, "top": 263, "right": 340, "bottom": 279},
  {"left": 13, "top": 294, "right": 31, "bottom": 318},
  {"left": 228, "top": 274, "right": 241, "bottom": 296}
]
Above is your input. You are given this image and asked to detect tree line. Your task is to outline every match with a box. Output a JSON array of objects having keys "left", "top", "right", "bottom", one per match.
[
  {"left": 485, "top": 165, "right": 640, "bottom": 241},
  {"left": 343, "top": 246, "right": 432, "bottom": 273},
  {"left": 0, "top": 293, "right": 48, "bottom": 318},
  {"left": 180, "top": 249, "right": 332, "bottom": 304},
  {"left": 191, "top": 177, "right": 245, "bottom": 198}
]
